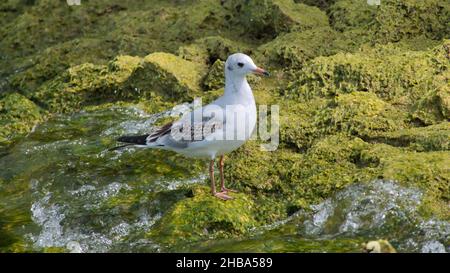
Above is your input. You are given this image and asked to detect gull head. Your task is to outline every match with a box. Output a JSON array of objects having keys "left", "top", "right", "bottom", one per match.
[{"left": 225, "top": 53, "right": 270, "bottom": 78}]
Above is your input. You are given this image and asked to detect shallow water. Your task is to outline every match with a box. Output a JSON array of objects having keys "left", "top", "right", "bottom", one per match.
[{"left": 0, "top": 106, "right": 448, "bottom": 252}]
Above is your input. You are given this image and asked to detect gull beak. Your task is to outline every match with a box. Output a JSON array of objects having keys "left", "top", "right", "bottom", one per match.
[{"left": 253, "top": 67, "right": 270, "bottom": 77}]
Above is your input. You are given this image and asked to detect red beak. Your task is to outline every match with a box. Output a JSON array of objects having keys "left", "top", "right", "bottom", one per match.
[{"left": 253, "top": 67, "right": 270, "bottom": 77}]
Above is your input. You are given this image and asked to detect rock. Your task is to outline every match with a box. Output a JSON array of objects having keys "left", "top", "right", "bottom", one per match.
[
  {"left": 327, "top": 92, "right": 406, "bottom": 138},
  {"left": 0, "top": 93, "right": 42, "bottom": 146},
  {"left": 202, "top": 59, "right": 225, "bottom": 90},
  {"left": 178, "top": 36, "right": 249, "bottom": 65},
  {"left": 329, "top": 0, "right": 450, "bottom": 43},
  {"left": 257, "top": 27, "right": 347, "bottom": 68},
  {"left": 148, "top": 186, "right": 257, "bottom": 244},
  {"left": 370, "top": 122, "right": 450, "bottom": 152},
  {"left": 226, "top": 0, "right": 329, "bottom": 39},
  {"left": 285, "top": 41, "right": 450, "bottom": 125},
  {"left": 138, "top": 52, "right": 206, "bottom": 99},
  {"left": 32, "top": 53, "right": 206, "bottom": 113}
]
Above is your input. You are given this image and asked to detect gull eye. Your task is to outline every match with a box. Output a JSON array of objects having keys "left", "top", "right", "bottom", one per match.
[{"left": 237, "top": 62, "right": 244, "bottom": 68}]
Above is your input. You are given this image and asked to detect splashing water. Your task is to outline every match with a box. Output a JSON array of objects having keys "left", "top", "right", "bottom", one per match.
[{"left": 0, "top": 106, "right": 448, "bottom": 253}]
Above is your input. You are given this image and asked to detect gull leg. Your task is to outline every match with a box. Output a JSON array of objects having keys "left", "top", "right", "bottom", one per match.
[
  {"left": 210, "top": 159, "right": 232, "bottom": 200},
  {"left": 219, "top": 155, "right": 237, "bottom": 193}
]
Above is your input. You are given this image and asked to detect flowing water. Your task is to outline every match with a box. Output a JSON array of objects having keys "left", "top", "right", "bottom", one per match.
[{"left": 0, "top": 106, "right": 448, "bottom": 252}]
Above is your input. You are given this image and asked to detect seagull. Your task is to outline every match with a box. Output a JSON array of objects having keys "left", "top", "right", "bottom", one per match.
[{"left": 113, "top": 53, "right": 269, "bottom": 200}]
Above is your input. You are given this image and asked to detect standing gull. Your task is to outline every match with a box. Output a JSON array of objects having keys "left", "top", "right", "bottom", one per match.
[{"left": 114, "top": 53, "right": 269, "bottom": 200}]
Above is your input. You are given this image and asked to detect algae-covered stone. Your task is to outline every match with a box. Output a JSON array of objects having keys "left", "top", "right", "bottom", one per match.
[
  {"left": 178, "top": 36, "right": 250, "bottom": 65},
  {"left": 33, "top": 53, "right": 205, "bottom": 113},
  {"left": 372, "top": 122, "right": 450, "bottom": 152},
  {"left": 257, "top": 27, "right": 357, "bottom": 68},
  {"left": 329, "top": 0, "right": 450, "bottom": 43},
  {"left": 202, "top": 59, "right": 225, "bottom": 90},
  {"left": 329, "top": 0, "right": 378, "bottom": 32},
  {"left": 227, "top": 0, "right": 329, "bottom": 39},
  {"left": 149, "top": 186, "right": 257, "bottom": 244},
  {"left": 327, "top": 92, "right": 406, "bottom": 137},
  {"left": 286, "top": 41, "right": 450, "bottom": 125},
  {"left": 0, "top": 93, "right": 43, "bottom": 145},
  {"left": 138, "top": 52, "right": 206, "bottom": 99}
]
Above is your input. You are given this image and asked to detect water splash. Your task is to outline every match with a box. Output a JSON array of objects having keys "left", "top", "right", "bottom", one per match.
[{"left": 299, "top": 180, "right": 449, "bottom": 253}]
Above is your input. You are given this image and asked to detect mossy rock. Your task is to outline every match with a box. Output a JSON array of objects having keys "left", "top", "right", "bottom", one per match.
[
  {"left": 329, "top": 0, "right": 378, "bottom": 32},
  {"left": 7, "top": 38, "right": 117, "bottom": 97},
  {"left": 202, "top": 59, "right": 225, "bottom": 90},
  {"left": 327, "top": 92, "right": 407, "bottom": 137},
  {"left": 148, "top": 186, "right": 257, "bottom": 244},
  {"left": 329, "top": 0, "right": 450, "bottom": 43},
  {"left": 178, "top": 36, "right": 250, "bottom": 65},
  {"left": 0, "top": 92, "right": 43, "bottom": 146},
  {"left": 280, "top": 97, "right": 329, "bottom": 151},
  {"left": 257, "top": 27, "right": 351, "bottom": 68},
  {"left": 32, "top": 53, "right": 206, "bottom": 113},
  {"left": 138, "top": 52, "right": 206, "bottom": 99},
  {"left": 226, "top": 0, "right": 329, "bottom": 39},
  {"left": 286, "top": 41, "right": 449, "bottom": 124},
  {"left": 410, "top": 71, "right": 450, "bottom": 125},
  {"left": 370, "top": 122, "right": 450, "bottom": 152}
]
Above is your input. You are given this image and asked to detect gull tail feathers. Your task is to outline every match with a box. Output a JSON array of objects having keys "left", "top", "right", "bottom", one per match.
[
  {"left": 108, "top": 134, "right": 150, "bottom": 151},
  {"left": 117, "top": 134, "right": 149, "bottom": 145}
]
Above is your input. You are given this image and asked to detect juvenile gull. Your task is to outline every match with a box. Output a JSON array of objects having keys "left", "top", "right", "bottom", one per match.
[{"left": 114, "top": 53, "right": 269, "bottom": 200}]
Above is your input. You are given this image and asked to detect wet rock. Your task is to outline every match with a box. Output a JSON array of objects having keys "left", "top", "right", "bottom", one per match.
[
  {"left": 148, "top": 186, "right": 257, "bottom": 244},
  {"left": 0, "top": 93, "right": 43, "bottom": 146}
]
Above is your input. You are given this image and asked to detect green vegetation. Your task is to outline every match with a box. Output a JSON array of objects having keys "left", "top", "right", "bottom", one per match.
[{"left": 0, "top": 0, "right": 448, "bottom": 251}]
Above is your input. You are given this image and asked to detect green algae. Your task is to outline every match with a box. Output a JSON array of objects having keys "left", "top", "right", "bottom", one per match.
[
  {"left": 0, "top": 93, "right": 43, "bottom": 146},
  {"left": 0, "top": 0, "right": 449, "bottom": 253},
  {"left": 202, "top": 59, "right": 226, "bottom": 90},
  {"left": 257, "top": 27, "right": 351, "bottom": 68},
  {"left": 32, "top": 53, "right": 206, "bottom": 113},
  {"left": 226, "top": 0, "right": 329, "bottom": 39},
  {"left": 329, "top": 0, "right": 450, "bottom": 43},
  {"left": 148, "top": 186, "right": 257, "bottom": 244},
  {"left": 178, "top": 36, "right": 251, "bottom": 65}
]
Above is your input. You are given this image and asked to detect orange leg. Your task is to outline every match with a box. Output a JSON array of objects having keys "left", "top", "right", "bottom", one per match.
[
  {"left": 219, "top": 155, "right": 237, "bottom": 193},
  {"left": 210, "top": 159, "right": 232, "bottom": 200}
]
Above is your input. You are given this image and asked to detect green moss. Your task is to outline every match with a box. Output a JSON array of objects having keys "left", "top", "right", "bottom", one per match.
[
  {"left": 286, "top": 41, "right": 449, "bottom": 124},
  {"left": 0, "top": 93, "right": 43, "bottom": 146},
  {"left": 32, "top": 52, "right": 206, "bottom": 113},
  {"left": 329, "top": 0, "right": 378, "bottom": 32},
  {"left": 141, "top": 52, "right": 206, "bottom": 98},
  {"left": 327, "top": 92, "right": 407, "bottom": 137},
  {"left": 227, "top": 0, "right": 329, "bottom": 39},
  {"left": 371, "top": 122, "right": 450, "bottom": 152},
  {"left": 202, "top": 59, "right": 225, "bottom": 90},
  {"left": 178, "top": 36, "right": 250, "bottom": 65},
  {"left": 148, "top": 186, "right": 258, "bottom": 244},
  {"left": 330, "top": 0, "right": 450, "bottom": 43},
  {"left": 257, "top": 27, "right": 350, "bottom": 68}
]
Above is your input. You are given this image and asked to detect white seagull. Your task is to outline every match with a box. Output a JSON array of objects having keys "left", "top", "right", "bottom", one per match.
[{"left": 114, "top": 53, "right": 269, "bottom": 200}]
